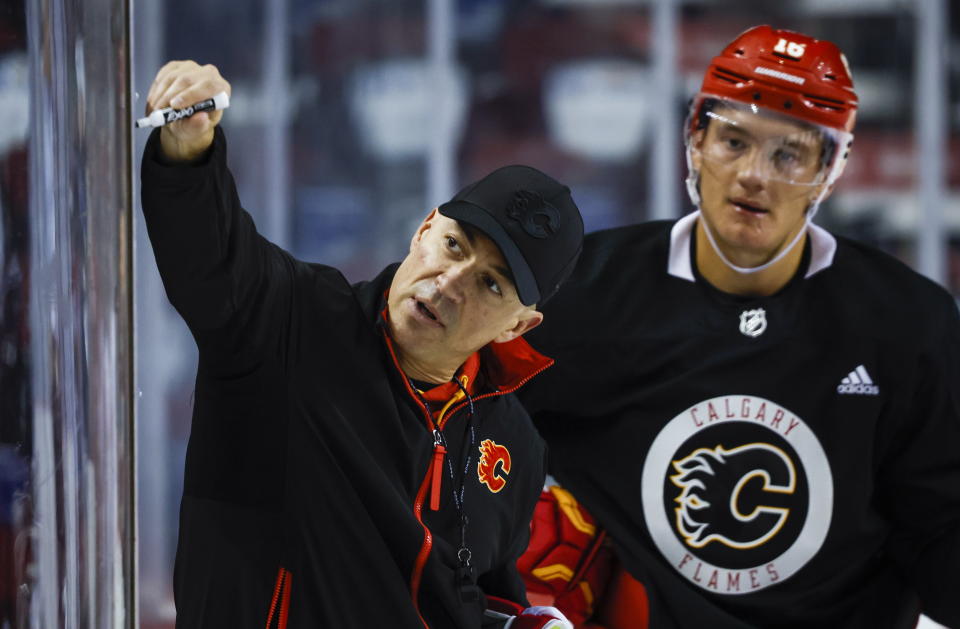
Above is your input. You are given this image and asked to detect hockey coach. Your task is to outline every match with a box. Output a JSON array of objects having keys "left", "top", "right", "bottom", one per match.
[{"left": 140, "top": 61, "right": 584, "bottom": 629}]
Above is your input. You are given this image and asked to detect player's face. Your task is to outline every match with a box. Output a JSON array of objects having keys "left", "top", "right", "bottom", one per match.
[
  {"left": 692, "top": 105, "right": 827, "bottom": 266},
  {"left": 388, "top": 211, "right": 542, "bottom": 364}
]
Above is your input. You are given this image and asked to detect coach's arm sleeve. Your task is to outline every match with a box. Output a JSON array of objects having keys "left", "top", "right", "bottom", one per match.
[
  {"left": 140, "top": 126, "right": 294, "bottom": 357},
  {"left": 880, "top": 292, "right": 960, "bottom": 627}
]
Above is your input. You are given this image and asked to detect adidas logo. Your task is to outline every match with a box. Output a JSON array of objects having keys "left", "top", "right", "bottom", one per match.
[{"left": 837, "top": 365, "right": 879, "bottom": 395}]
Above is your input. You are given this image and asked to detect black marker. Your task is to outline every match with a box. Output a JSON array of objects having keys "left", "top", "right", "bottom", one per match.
[{"left": 136, "top": 91, "right": 230, "bottom": 128}]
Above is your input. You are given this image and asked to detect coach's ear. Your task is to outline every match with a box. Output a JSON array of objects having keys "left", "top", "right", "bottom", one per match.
[
  {"left": 410, "top": 208, "right": 440, "bottom": 250},
  {"left": 492, "top": 309, "right": 543, "bottom": 344}
]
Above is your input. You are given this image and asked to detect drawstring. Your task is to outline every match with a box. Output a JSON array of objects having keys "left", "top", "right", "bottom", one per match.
[{"left": 456, "top": 375, "right": 475, "bottom": 418}]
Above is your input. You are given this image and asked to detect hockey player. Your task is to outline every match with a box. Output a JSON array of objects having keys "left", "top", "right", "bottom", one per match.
[
  {"left": 140, "top": 61, "right": 584, "bottom": 628},
  {"left": 518, "top": 25, "right": 960, "bottom": 629}
]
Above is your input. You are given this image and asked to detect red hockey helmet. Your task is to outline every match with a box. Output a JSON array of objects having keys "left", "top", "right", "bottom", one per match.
[
  {"left": 697, "top": 25, "right": 857, "bottom": 133},
  {"left": 685, "top": 26, "right": 858, "bottom": 217}
]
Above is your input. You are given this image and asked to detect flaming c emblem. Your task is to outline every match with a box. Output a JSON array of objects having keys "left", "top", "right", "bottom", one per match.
[
  {"left": 671, "top": 443, "right": 796, "bottom": 550},
  {"left": 477, "top": 439, "right": 511, "bottom": 493}
]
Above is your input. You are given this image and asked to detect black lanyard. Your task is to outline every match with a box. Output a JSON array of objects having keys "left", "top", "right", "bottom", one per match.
[
  {"left": 411, "top": 377, "right": 481, "bottom": 604},
  {"left": 450, "top": 378, "right": 480, "bottom": 604}
]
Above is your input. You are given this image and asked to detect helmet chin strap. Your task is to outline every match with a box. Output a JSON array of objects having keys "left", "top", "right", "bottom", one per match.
[
  {"left": 698, "top": 212, "right": 810, "bottom": 275},
  {"left": 680, "top": 95, "right": 853, "bottom": 277},
  {"left": 684, "top": 163, "right": 829, "bottom": 276}
]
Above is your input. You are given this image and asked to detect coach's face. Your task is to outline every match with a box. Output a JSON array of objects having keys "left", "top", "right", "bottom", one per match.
[{"left": 387, "top": 210, "right": 542, "bottom": 372}]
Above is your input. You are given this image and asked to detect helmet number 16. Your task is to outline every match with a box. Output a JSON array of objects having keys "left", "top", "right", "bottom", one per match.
[{"left": 773, "top": 38, "right": 807, "bottom": 59}]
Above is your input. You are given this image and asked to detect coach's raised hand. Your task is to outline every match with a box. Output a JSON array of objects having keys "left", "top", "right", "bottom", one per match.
[{"left": 146, "top": 61, "right": 231, "bottom": 162}]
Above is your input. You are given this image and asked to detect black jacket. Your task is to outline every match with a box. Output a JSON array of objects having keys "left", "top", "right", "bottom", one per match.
[
  {"left": 520, "top": 215, "right": 960, "bottom": 629},
  {"left": 141, "top": 128, "right": 549, "bottom": 629}
]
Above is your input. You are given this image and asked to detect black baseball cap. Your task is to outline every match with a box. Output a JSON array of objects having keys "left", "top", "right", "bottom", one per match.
[{"left": 438, "top": 165, "right": 584, "bottom": 306}]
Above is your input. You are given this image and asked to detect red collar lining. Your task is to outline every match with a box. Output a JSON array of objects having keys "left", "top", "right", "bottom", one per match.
[{"left": 378, "top": 303, "right": 553, "bottom": 395}]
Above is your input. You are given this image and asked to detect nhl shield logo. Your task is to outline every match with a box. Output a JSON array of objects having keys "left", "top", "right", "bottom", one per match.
[{"left": 739, "top": 308, "right": 767, "bottom": 338}]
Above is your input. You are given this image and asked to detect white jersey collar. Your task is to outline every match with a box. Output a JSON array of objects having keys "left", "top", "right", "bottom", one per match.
[{"left": 667, "top": 210, "right": 837, "bottom": 282}]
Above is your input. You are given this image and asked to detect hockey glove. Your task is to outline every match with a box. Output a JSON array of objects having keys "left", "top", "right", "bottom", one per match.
[
  {"left": 517, "top": 485, "right": 614, "bottom": 626},
  {"left": 485, "top": 596, "right": 574, "bottom": 629}
]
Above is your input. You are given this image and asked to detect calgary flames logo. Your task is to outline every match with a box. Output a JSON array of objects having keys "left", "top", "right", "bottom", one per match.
[
  {"left": 506, "top": 190, "right": 560, "bottom": 239},
  {"left": 477, "top": 439, "right": 511, "bottom": 493},
  {"left": 643, "top": 396, "right": 833, "bottom": 593},
  {"left": 671, "top": 443, "right": 796, "bottom": 550}
]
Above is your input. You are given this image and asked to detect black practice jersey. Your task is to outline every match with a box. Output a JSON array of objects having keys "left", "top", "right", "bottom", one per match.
[{"left": 520, "top": 213, "right": 960, "bottom": 629}]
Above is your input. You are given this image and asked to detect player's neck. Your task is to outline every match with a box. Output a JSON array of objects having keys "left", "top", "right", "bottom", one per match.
[{"left": 694, "top": 222, "right": 806, "bottom": 297}]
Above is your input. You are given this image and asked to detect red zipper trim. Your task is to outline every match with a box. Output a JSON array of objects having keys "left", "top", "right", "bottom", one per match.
[
  {"left": 437, "top": 359, "right": 554, "bottom": 428},
  {"left": 265, "top": 567, "right": 289, "bottom": 629},
  {"left": 409, "top": 460, "right": 435, "bottom": 628},
  {"left": 278, "top": 571, "right": 292, "bottom": 629},
  {"left": 381, "top": 327, "right": 436, "bottom": 629}
]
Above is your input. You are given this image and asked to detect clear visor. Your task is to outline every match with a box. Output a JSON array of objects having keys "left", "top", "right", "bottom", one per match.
[{"left": 687, "top": 96, "right": 851, "bottom": 188}]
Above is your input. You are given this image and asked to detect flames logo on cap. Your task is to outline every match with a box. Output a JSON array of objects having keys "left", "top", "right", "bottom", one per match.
[
  {"left": 506, "top": 190, "right": 560, "bottom": 239},
  {"left": 477, "top": 439, "right": 511, "bottom": 493},
  {"left": 671, "top": 443, "right": 796, "bottom": 549}
]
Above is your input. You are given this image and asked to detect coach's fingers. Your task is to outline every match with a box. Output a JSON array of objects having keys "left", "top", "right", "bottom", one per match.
[
  {"left": 168, "top": 76, "right": 230, "bottom": 111},
  {"left": 146, "top": 60, "right": 197, "bottom": 114}
]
